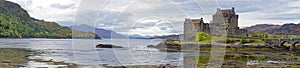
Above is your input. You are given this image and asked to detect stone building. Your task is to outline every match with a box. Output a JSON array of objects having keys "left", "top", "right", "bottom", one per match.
[{"left": 184, "top": 7, "right": 248, "bottom": 40}]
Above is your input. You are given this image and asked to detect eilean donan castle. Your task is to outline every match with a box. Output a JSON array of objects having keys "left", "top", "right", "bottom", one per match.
[{"left": 184, "top": 7, "right": 248, "bottom": 40}]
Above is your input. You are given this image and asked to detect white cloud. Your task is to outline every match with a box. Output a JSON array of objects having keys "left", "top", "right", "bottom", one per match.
[
  {"left": 6, "top": 0, "right": 300, "bottom": 35},
  {"left": 7, "top": 0, "right": 80, "bottom": 25},
  {"left": 127, "top": 19, "right": 180, "bottom": 36}
]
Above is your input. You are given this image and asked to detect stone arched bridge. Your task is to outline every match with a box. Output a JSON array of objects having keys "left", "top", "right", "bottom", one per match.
[{"left": 264, "top": 38, "right": 300, "bottom": 52}]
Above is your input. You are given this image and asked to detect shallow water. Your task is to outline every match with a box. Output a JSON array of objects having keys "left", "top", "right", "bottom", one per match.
[
  {"left": 0, "top": 38, "right": 184, "bottom": 67},
  {"left": 2, "top": 38, "right": 299, "bottom": 67}
]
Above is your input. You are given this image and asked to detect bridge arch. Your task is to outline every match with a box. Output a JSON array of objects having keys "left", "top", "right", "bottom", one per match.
[
  {"left": 288, "top": 41, "right": 300, "bottom": 52},
  {"left": 293, "top": 41, "right": 300, "bottom": 46},
  {"left": 280, "top": 41, "right": 291, "bottom": 50},
  {"left": 292, "top": 41, "right": 300, "bottom": 49}
]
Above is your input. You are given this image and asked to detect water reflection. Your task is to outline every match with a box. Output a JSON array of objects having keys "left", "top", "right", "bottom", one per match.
[{"left": 0, "top": 39, "right": 183, "bottom": 67}]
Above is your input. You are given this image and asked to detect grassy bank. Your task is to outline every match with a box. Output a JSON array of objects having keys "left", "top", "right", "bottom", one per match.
[
  {"left": 0, "top": 48, "right": 33, "bottom": 67},
  {"left": 0, "top": 48, "right": 78, "bottom": 68},
  {"left": 195, "top": 51, "right": 300, "bottom": 67}
]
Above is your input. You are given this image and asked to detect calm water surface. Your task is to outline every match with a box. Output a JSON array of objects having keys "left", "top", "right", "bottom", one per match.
[{"left": 0, "top": 38, "right": 184, "bottom": 67}]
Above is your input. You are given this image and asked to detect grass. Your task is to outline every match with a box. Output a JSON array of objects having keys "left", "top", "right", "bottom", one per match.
[
  {"left": 0, "top": 48, "right": 33, "bottom": 67},
  {"left": 0, "top": 48, "right": 79, "bottom": 68},
  {"left": 194, "top": 50, "right": 300, "bottom": 67},
  {"left": 1, "top": 60, "right": 11, "bottom": 63},
  {"left": 224, "top": 54, "right": 266, "bottom": 61},
  {"left": 287, "top": 35, "right": 300, "bottom": 38},
  {"left": 195, "top": 56, "right": 210, "bottom": 64},
  {"left": 196, "top": 53, "right": 266, "bottom": 64},
  {"left": 269, "top": 35, "right": 300, "bottom": 39}
]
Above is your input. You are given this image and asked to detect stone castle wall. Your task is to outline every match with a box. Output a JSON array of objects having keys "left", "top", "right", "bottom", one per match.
[{"left": 184, "top": 7, "right": 248, "bottom": 41}]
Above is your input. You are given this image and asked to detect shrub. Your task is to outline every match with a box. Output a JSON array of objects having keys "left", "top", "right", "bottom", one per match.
[
  {"left": 195, "top": 32, "right": 211, "bottom": 42},
  {"left": 240, "top": 35, "right": 248, "bottom": 44},
  {"left": 254, "top": 39, "right": 265, "bottom": 44},
  {"left": 165, "top": 38, "right": 174, "bottom": 42},
  {"left": 252, "top": 32, "right": 269, "bottom": 39}
]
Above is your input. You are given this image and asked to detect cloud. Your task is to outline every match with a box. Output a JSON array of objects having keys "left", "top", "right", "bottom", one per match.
[
  {"left": 6, "top": 0, "right": 300, "bottom": 35},
  {"left": 7, "top": 0, "right": 80, "bottom": 26},
  {"left": 127, "top": 19, "right": 180, "bottom": 36},
  {"left": 50, "top": 3, "right": 75, "bottom": 9}
]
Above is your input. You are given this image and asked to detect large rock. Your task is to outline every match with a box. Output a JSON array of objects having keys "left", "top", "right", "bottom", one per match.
[
  {"left": 96, "top": 44, "right": 123, "bottom": 48},
  {"left": 147, "top": 45, "right": 157, "bottom": 48}
]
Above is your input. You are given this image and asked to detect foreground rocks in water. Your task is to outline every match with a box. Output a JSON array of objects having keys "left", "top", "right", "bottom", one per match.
[
  {"left": 0, "top": 48, "right": 79, "bottom": 68},
  {"left": 148, "top": 42, "right": 276, "bottom": 52},
  {"left": 148, "top": 42, "right": 212, "bottom": 52},
  {"left": 96, "top": 44, "right": 123, "bottom": 48},
  {"left": 147, "top": 45, "right": 157, "bottom": 48},
  {"left": 104, "top": 64, "right": 178, "bottom": 68},
  {"left": 0, "top": 48, "right": 34, "bottom": 67}
]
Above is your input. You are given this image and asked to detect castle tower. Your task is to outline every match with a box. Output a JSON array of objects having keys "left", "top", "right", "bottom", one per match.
[
  {"left": 183, "top": 7, "right": 247, "bottom": 41},
  {"left": 212, "top": 7, "right": 239, "bottom": 36},
  {"left": 184, "top": 18, "right": 209, "bottom": 41}
]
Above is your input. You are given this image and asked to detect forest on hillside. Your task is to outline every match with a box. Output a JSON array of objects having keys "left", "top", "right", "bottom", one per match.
[{"left": 0, "top": 0, "right": 100, "bottom": 39}]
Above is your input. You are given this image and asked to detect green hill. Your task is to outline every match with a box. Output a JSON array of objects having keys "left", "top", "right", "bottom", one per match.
[{"left": 0, "top": 0, "right": 100, "bottom": 39}]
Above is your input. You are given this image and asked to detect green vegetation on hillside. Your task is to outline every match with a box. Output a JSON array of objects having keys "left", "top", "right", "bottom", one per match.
[{"left": 0, "top": 0, "right": 100, "bottom": 39}]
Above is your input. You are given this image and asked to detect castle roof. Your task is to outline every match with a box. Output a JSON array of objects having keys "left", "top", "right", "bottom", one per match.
[
  {"left": 191, "top": 19, "right": 201, "bottom": 24},
  {"left": 217, "top": 7, "right": 235, "bottom": 15},
  {"left": 188, "top": 18, "right": 204, "bottom": 24},
  {"left": 221, "top": 9, "right": 233, "bottom": 14}
]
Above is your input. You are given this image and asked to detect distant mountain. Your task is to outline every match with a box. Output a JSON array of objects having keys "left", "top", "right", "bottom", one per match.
[
  {"left": 71, "top": 24, "right": 180, "bottom": 39},
  {"left": 243, "top": 23, "right": 300, "bottom": 35},
  {"left": 151, "top": 34, "right": 181, "bottom": 39},
  {"left": 126, "top": 34, "right": 153, "bottom": 39},
  {"left": 71, "top": 24, "right": 125, "bottom": 38},
  {"left": 0, "top": 0, "right": 100, "bottom": 39},
  {"left": 125, "top": 34, "right": 181, "bottom": 39}
]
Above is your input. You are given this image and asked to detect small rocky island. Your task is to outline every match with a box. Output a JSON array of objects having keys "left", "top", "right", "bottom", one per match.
[{"left": 96, "top": 44, "right": 123, "bottom": 48}]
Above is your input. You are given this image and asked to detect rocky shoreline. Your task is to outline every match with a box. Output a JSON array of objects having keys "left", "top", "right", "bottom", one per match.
[
  {"left": 147, "top": 42, "right": 288, "bottom": 52},
  {"left": 0, "top": 48, "right": 79, "bottom": 68},
  {"left": 104, "top": 64, "right": 178, "bottom": 68}
]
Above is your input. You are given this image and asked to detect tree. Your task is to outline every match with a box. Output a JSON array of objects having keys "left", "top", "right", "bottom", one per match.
[{"left": 195, "top": 32, "right": 211, "bottom": 42}]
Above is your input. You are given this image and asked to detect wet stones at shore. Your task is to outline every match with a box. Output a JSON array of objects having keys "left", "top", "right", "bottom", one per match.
[
  {"left": 147, "top": 45, "right": 157, "bottom": 48},
  {"left": 104, "top": 64, "right": 177, "bottom": 68},
  {"left": 96, "top": 44, "right": 123, "bottom": 48},
  {"left": 0, "top": 48, "right": 79, "bottom": 68},
  {"left": 147, "top": 42, "right": 276, "bottom": 52},
  {"left": 0, "top": 48, "right": 33, "bottom": 67}
]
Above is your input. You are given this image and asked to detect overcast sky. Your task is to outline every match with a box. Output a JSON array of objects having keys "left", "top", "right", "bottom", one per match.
[{"left": 7, "top": 0, "right": 300, "bottom": 36}]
